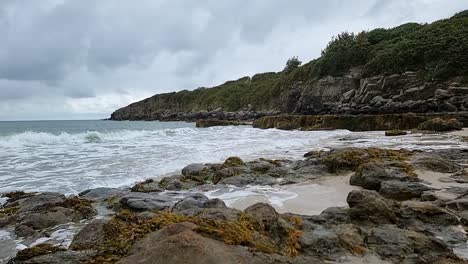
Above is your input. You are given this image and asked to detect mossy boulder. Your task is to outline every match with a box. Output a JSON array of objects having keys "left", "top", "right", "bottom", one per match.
[
  {"left": 417, "top": 118, "right": 463, "bottom": 132},
  {"left": 14, "top": 243, "right": 65, "bottom": 261},
  {"left": 320, "top": 148, "right": 414, "bottom": 173},
  {"left": 223, "top": 157, "right": 246, "bottom": 168}
]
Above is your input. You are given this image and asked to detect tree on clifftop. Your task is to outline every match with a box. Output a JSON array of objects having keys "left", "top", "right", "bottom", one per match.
[{"left": 284, "top": 56, "right": 302, "bottom": 73}]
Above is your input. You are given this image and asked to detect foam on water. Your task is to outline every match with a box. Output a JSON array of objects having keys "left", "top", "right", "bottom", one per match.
[{"left": 0, "top": 121, "right": 467, "bottom": 194}]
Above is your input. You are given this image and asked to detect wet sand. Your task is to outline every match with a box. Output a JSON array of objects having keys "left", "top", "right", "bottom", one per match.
[{"left": 230, "top": 173, "right": 360, "bottom": 215}]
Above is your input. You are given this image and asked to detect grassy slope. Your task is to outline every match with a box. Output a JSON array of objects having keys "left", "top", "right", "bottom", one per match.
[{"left": 116, "top": 11, "right": 468, "bottom": 114}]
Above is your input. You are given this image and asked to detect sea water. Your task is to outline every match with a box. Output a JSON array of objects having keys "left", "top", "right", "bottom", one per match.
[{"left": 0, "top": 120, "right": 466, "bottom": 194}]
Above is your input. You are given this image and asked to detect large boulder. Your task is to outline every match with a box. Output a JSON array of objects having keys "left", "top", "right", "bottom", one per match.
[
  {"left": 350, "top": 162, "right": 410, "bottom": 190},
  {"left": 417, "top": 118, "right": 463, "bottom": 132},
  {"left": 120, "top": 193, "right": 178, "bottom": 211},
  {"left": 347, "top": 190, "right": 398, "bottom": 224},
  {"left": 366, "top": 225, "right": 452, "bottom": 263},
  {"left": 411, "top": 153, "right": 461, "bottom": 173},
  {"left": 117, "top": 222, "right": 262, "bottom": 264},
  {"left": 379, "top": 181, "right": 432, "bottom": 201},
  {"left": 69, "top": 219, "right": 107, "bottom": 250}
]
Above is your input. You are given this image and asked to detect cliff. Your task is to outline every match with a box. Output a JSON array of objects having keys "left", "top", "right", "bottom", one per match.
[{"left": 110, "top": 11, "right": 468, "bottom": 121}]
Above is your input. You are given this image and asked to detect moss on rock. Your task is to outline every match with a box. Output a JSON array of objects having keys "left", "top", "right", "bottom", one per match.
[
  {"left": 86, "top": 209, "right": 302, "bottom": 263},
  {"left": 417, "top": 118, "right": 463, "bottom": 132},
  {"left": 223, "top": 157, "right": 246, "bottom": 168},
  {"left": 321, "top": 148, "right": 414, "bottom": 173},
  {"left": 15, "top": 243, "right": 65, "bottom": 261}
]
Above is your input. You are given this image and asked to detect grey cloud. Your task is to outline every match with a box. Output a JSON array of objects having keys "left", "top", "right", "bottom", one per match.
[{"left": 0, "top": 0, "right": 466, "bottom": 120}]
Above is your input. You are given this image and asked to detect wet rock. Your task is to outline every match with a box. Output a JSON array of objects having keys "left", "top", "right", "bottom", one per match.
[
  {"left": 379, "top": 181, "right": 432, "bottom": 201},
  {"left": 1, "top": 193, "right": 96, "bottom": 234},
  {"left": 412, "top": 153, "right": 461, "bottom": 173},
  {"left": 385, "top": 130, "right": 407, "bottom": 136},
  {"left": 10, "top": 192, "right": 66, "bottom": 212},
  {"left": 21, "top": 207, "right": 77, "bottom": 230},
  {"left": 158, "top": 175, "right": 201, "bottom": 190},
  {"left": 366, "top": 225, "right": 451, "bottom": 263},
  {"left": 15, "top": 225, "right": 36, "bottom": 237},
  {"left": 350, "top": 162, "right": 410, "bottom": 190},
  {"left": 131, "top": 179, "right": 163, "bottom": 193},
  {"left": 79, "top": 188, "right": 128, "bottom": 202},
  {"left": 195, "top": 119, "right": 249, "bottom": 128},
  {"left": 69, "top": 219, "right": 107, "bottom": 250},
  {"left": 120, "top": 193, "right": 178, "bottom": 211},
  {"left": 300, "top": 224, "right": 343, "bottom": 259},
  {"left": 417, "top": 118, "right": 463, "bottom": 132},
  {"left": 223, "top": 157, "right": 246, "bottom": 167},
  {"left": 347, "top": 190, "right": 398, "bottom": 224},
  {"left": 117, "top": 222, "right": 260, "bottom": 264},
  {"left": 446, "top": 198, "right": 468, "bottom": 211},
  {"left": 171, "top": 194, "right": 227, "bottom": 215},
  {"left": 244, "top": 203, "right": 279, "bottom": 226},
  {"left": 319, "top": 207, "right": 350, "bottom": 224},
  {"left": 400, "top": 201, "right": 460, "bottom": 226},
  {"left": 181, "top": 163, "right": 209, "bottom": 176},
  {"left": 9, "top": 247, "right": 95, "bottom": 264}
]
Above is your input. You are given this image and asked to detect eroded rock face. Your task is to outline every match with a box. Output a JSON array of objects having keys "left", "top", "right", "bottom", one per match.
[{"left": 253, "top": 112, "right": 468, "bottom": 131}]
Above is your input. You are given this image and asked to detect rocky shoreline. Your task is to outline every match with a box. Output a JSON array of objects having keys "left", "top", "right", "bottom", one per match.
[{"left": 2, "top": 142, "right": 468, "bottom": 263}]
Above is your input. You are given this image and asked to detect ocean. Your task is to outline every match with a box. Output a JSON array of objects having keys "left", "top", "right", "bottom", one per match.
[{"left": 0, "top": 120, "right": 466, "bottom": 194}]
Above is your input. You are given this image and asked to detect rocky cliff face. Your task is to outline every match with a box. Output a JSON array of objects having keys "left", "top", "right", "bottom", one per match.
[
  {"left": 286, "top": 70, "right": 468, "bottom": 115},
  {"left": 111, "top": 69, "right": 468, "bottom": 121}
]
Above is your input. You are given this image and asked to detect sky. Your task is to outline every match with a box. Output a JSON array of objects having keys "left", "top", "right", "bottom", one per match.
[{"left": 0, "top": 0, "right": 467, "bottom": 120}]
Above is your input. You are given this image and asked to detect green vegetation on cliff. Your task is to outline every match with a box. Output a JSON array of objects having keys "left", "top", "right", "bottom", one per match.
[{"left": 112, "top": 11, "right": 468, "bottom": 118}]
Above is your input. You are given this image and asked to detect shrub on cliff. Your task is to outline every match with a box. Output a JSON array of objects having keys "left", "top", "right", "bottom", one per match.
[{"left": 283, "top": 57, "right": 302, "bottom": 73}]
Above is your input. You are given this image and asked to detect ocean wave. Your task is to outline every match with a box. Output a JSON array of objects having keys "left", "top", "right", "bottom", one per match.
[{"left": 0, "top": 127, "right": 201, "bottom": 147}]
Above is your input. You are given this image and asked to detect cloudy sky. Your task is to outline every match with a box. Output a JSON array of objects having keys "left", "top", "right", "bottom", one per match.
[{"left": 0, "top": 0, "right": 466, "bottom": 120}]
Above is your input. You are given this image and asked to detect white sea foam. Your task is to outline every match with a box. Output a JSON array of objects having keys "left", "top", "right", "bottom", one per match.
[{"left": 0, "top": 122, "right": 467, "bottom": 194}]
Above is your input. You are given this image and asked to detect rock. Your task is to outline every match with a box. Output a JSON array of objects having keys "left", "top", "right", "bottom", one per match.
[
  {"left": 366, "top": 225, "right": 450, "bottom": 262},
  {"left": 131, "top": 179, "right": 163, "bottom": 193},
  {"left": 341, "top": 89, "right": 356, "bottom": 102},
  {"left": 195, "top": 119, "right": 248, "bottom": 128},
  {"left": 399, "top": 201, "right": 460, "bottom": 225},
  {"left": 2, "top": 194, "right": 96, "bottom": 233},
  {"left": 411, "top": 153, "right": 461, "bottom": 173},
  {"left": 379, "top": 181, "right": 432, "bottom": 201},
  {"left": 21, "top": 207, "right": 77, "bottom": 230},
  {"left": 300, "top": 224, "right": 343, "bottom": 258},
  {"left": 117, "top": 222, "right": 259, "bottom": 264},
  {"left": 10, "top": 247, "right": 95, "bottom": 264},
  {"left": 79, "top": 188, "right": 128, "bottom": 202},
  {"left": 15, "top": 225, "right": 36, "bottom": 237},
  {"left": 319, "top": 207, "right": 350, "bottom": 224},
  {"left": 69, "top": 219, "right": 107, "bottom": 250},
  {"left": 446, "top": 198, "right": 468, "bottom": 211},
  {"left": 438, "top": 102, "right": 458, "bottom": 112},
  {"left": 223, "top": 157, "right": 245, "bottom": 167},
  {"left": 244, "top": 203, "right": 279, "bottom": 226},
  {"left": 385, "top": 130, "right": 407, "bottom": 136},
  {"left": 417, "top": 118, "right": 463, "bottom": 132},
  {"left": 350, "top": 162, "right": 410, "bottom": 190},
  {"left": 253, "top": 113, "right": 468, "bottom": 131},
  {"left": 434, "top": 89, "right": 453, "bottom": 99},
  {"left": 120, "top": 193, "right": 178, "bottom": 211},
  {"left": 171, "top": 194, "right": 227, "bottom": 215},
  {"left": 448, "top": 86, "right": 468, "bottom": 95},
  {"left": 347, "top": 190, "right": 397, "bottom": 224},
  {"left": 181, "top": 163, "right": 209, "bottom": 176},
  {"left": 11, "top": 192, "right": 66, "bottom": 212}
]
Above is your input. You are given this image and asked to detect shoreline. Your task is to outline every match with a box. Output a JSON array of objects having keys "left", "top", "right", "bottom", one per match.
[{"left": 2, "top": 144, "right": 468, "bottom": 263}]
